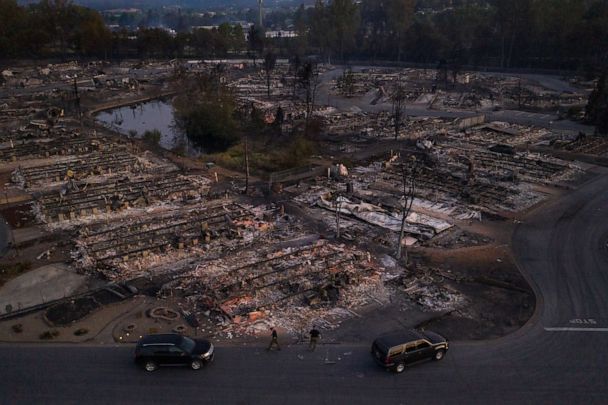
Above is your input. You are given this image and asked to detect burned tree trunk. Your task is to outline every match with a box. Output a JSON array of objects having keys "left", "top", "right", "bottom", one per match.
[
  {"left": 298, "top": 62, "right": 320, "bottom": 137},
  {"left": 396, "top": 157, "right": 417, "bottom": 263},
  {"left": 391, "top": 79, "right": 407, "bottom": 140},
  {"left": 244, "top": 135, "right": 250, "bottom": 194}
]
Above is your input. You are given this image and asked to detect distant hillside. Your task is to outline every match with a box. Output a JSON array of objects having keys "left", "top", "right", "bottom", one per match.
[{"left": 18, "top": 0, "right": 311, "bottom": 11}]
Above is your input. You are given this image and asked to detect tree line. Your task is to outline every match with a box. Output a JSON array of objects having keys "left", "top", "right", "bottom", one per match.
[
  {"left": 295, "top": 0, "right": 608, "bottom": 73},
  {"left": 0, "top": 0, "right": 111, "bottom": 58},
  {"left": 2, "top": 0, "right": 607, "bottom": 75}
]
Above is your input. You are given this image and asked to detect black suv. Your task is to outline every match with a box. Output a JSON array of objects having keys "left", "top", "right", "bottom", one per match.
[
  {"left": 371, "top": 330, "right": 448, "bottom": 373},
  {"left": 134, "top": 333, "right": 214, "bottom": 372}
]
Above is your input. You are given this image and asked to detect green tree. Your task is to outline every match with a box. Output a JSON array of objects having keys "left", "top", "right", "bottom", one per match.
[
  {"left": 174, "top": 74, "right": 241, "bottom": 152},
  {"left": 328, "top": 0, "right": 360, "bottom": 62},
  {"left": 386, "top": 0, "right": 415, "bottom": 62},
  {"left": 263, "top": 51, "right": 277, "bottom": 99},
  {"left": 291, "top": 4, "right": 309, "bottom": 56},
  {"left": 0, "top": 0, "right": 27, "bottom": 57},
  {"left": 309, "top": 0, "right": 334, "bottom": 62},
  {"left": 247, "top": 24, "right": 265, "bottom": 65},
  {"left": 585, "top": 71, "right": 608, "bottom": 135},
  {"left": 36, "top": 0, "right": 75, "bottom": 59},
  {"left": 404, "top": 15, "right": 442, "bottom": 66},
  {"left": 191, "top": 28, "right": 214, "bottom": 57},
  {"left": 360, "top": 0, "right": 388, "bottom": 61},
  {"left": 494, "top": 0, "right": 534, "bottom": 68},
  {"left": 73, "top": 7, "right": 111, "bottom": 57}
]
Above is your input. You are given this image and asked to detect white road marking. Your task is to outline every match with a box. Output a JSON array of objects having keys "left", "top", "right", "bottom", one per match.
[
  {"left": 545, "top": 327, "right": 608, "bottom": 332},
  {"left": 569, "top": 318, "right": 597, "bottom": 325}
]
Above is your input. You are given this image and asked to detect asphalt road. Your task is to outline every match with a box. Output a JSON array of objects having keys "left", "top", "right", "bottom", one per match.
[{"left": 1, "top": 168, "right": 607, "bottom": 404}]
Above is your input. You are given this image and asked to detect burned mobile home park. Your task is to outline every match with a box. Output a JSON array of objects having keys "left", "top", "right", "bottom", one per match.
[{"left": 0, "top": 57, "right": 604, "bottom": 346}]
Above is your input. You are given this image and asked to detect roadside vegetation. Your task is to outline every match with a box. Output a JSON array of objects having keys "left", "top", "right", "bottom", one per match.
[{"left": 0, "top": 262, "right": 32, "bottom": 288}]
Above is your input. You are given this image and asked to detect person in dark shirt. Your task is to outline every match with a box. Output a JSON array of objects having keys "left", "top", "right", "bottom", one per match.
[
  {"left": 309, "top": 326, "right": 321, "bottom": 351},
  {"left": 267, "top": 327, "right": 281, "bottom": 351}
]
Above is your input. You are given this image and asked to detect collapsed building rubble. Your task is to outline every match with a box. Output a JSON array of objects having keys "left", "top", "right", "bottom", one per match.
[
  {"left": 73, "top": 201, "right": 259, "bottom": 280},
  {"left": 10, "top": 150, "right": 167, "bottom": 190},
  {"left": 168, "top": 239, "right": 387, "bottom": 334},
  {"left": 0, "top": 60, "right": 592, "bottom": 343},
  {"left": 329, "top": 67, "right": 588, "bottom": 114},
  {"left": 552, "top": 133, "right": 608, "bottom": 156},
  {"left": 33, "top": 173, "right": 210, "bottom": 223}
]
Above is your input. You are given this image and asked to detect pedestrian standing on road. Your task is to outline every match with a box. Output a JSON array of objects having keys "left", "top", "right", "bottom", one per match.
[
  {"left": 267, "top": 327, "right": 281, "bottom": 351},
  {"left": 309, "top": 326, "right": 321, "bottom": 351}
]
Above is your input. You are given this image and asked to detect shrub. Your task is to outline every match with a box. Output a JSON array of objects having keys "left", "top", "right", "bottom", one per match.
[
  {"left": 11, "top": 324, "right": 23, "bottom": 333},
  {"left": 0, "top": 262, "right": 32, "bottom": 287},
  {"left": 281, "top": 136, "right": 316, "bottom": 167},
  {"left": 74, "top": 328, "right": 88, "bottom": 336},
  {"left": 39, "top": 330, "right": 60, "bottom": 340},
  {"left": 143, "top": 129, "right": 162, "bottom": 145}
]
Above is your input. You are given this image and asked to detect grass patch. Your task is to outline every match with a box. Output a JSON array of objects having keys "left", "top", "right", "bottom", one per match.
[
  {"left": 74, "top": 328, "right": 89, "bottom": 336},
  {"left": 0, "top": 262, "right": 32, "bottom": 288},
  {"left": 210, "top": 136, "right": 318, "bottom": 175},
  {"left": 39, "top": 330, "right": 60, "bottom": 340}
]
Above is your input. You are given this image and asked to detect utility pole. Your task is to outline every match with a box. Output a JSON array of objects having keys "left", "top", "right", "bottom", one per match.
[{"left": 258, "top": 0, "right": 264, "bottom": 29}]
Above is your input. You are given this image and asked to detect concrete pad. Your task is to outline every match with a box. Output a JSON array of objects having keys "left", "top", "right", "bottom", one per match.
[
  {"left": 0, "top": 263, "right": 88, "bottom": 315},
  {"left": 0, "top": 186, "right": 31, "bottom": 205},
  {"left": 12, "top": 226, "right": 45, "bottom": 246}
]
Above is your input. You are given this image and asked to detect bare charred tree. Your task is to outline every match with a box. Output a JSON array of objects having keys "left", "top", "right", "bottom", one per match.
[
  {"left": 437, "top": 59, "right": 449, "bottom": 90},
  {"left": 335, "top": 193, "right": 343, "bottom": 239},
  {"left": 298, "top": 61, "right": 320, "bottom": 136},
  {"left": 244, "top": 134, "right": 250, "bottom": 194},
  {"left": 391, "top": 78, "right": 407, "bottom": 140},
  {"left": 450, "top": 58, "right": 462, "bottom": 87},
  {"left": 73, "top": 76, "right": 82, "bottom": 127},
  {"left": 337, "top": 68, "right": 355, "bottom": 97},
  {"left": 396, "top": 156, "right": 417, "bottom": 263},
  {"left": 290, "top": 55, "right": 302, "bottom": 100},
  {"left": 243, "top": 102, "right": 260, "bottom": 195},
  {"left": 274, "top": 105, "right": 285, "bottom": 136},
  {"left": 263, "top": 51, "right": 277, "bottom": 99}
]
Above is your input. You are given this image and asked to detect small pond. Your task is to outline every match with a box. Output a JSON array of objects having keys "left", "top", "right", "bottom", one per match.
[{"left": 96, "top": 99, "right": 202, "bottom": 155}]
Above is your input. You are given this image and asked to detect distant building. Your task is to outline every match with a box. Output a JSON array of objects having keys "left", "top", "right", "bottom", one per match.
[{"left": 265, "top": 30, "right": 298, "bottom": 39}]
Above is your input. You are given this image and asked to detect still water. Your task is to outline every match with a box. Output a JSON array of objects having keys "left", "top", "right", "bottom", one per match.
[{"left": 96, "top": 99, "right": 201, "bottom": 155}]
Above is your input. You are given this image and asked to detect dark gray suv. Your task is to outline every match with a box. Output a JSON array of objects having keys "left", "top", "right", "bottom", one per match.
[
  {"left": 134, "top": 333, "right": 214, "bottom": 372},
  {"left": 371, "top": 330, "right": 448, "bottom": 373}
]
